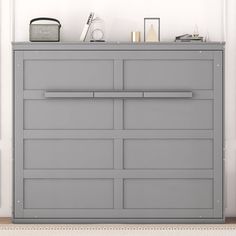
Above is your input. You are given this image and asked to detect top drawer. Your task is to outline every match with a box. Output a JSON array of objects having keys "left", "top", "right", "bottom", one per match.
[
  {"left": 124, "top": 59, "right": 213, "bottom": 90},
  {"left": 22, "top": 51, "right": 215, "bottom": 90},
  {"left": 24, "top": 61, "right": 114, "bottom": 90}
]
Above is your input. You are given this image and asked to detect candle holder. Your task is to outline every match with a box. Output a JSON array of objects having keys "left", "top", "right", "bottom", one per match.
[{"left": 131, "top": 32, "right": 141, "bottom": 42}]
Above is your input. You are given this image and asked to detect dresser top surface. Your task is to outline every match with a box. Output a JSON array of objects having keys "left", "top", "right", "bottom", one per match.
[{"left": 12, "top": 41, "right": 225, "bottom": 51}]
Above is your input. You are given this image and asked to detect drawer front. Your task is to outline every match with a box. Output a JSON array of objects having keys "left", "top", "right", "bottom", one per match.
[
  {"left": 24, "top": 140, "right": 114, "bottom": 169},
  {"left": 23, "top": 51, "right": 214, "bottom": 90},
  {"left": 24, "top": 60, "right": 114, "bottom": 90},
  {"left": 124, "top": 139, "right": 213, "bottom": 169},
  {"left": 124, "top": 179, "right": 213, "bottom": 209},
  {"left": 24, "top": 100, "right": 114, "bottom": 129},
  {"left": 124, "top": 59, "right": 213, "bottom": 90},
  {"left": 124, "top": 99, "right": 213, "bottom": 129},
  {"left": 24, "top": 179, "right": 114, "bottom": 209}
]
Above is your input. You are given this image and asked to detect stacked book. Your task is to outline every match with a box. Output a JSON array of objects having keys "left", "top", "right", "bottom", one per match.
[{"left": 175, "top": 34, "right": 204, "bottom": 42}]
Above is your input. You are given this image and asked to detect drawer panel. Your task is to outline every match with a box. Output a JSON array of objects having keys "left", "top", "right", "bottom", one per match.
[
  {"left": 24, "top": 60, "right": 114, "bottom": 90},
  {"left": 24, "top": 140, "right": 114, "bottom": 169},
  {"left": 24, "top": 100, "right": 114, "bottom": 129},
  {"left": 124, "top": 99, "right": 213, "bottom": 129},
  {"left": 124, "top": 179, "right": 213, "bottom": 209},
  {"left": 124, "top": 60, "right": 213, "bottom": 90},
  {"left": 124, "top": 139, "right": 213, "bottom": 169},
  {"left": 24, "top": 179, "right": 114, "bottom": 209}
]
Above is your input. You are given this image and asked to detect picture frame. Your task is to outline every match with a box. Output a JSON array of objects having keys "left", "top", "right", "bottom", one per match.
[{"left": 144, "top": 17, "right": 160, "bottom": 42}]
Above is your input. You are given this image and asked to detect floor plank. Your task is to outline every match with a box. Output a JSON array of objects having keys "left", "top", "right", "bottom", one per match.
[
  {"left": 225, "top": 218, "right": 236, "bottom": 224},
  {"left": 0, "top": 218, "right": 11, "bottom": 224}
]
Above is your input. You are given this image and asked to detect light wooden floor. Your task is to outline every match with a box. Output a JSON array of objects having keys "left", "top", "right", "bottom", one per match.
[
  {"left": 0, "top": 218, "right": 11, "bottom": 224},
  {"left": 0, "top": 218, "right": 236, "bottom": 224}
]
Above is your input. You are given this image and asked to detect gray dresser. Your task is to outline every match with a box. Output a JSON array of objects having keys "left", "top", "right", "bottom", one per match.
[{"left": 13, "top": 42, "right": 224, "bottom": 223}]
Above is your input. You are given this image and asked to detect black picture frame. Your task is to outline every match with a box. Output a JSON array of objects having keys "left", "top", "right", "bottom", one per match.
[{"left": 144, "top": 17, "right": 160, "bottom": 42}]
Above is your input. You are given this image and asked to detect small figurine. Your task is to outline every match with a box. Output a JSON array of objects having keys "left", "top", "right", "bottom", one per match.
[
  {"left": 146, "top": 24, "right": 158, "bottom": 42},
  {"left": 193, "top": 25, "right": 199, "bottom": 38}
]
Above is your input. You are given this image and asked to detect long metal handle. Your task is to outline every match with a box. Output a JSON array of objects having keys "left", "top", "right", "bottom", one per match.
[
  {"left": 94, "top": 92, "right": 143, "bottom": 98},
  {"left": 144, "top": 91, "right": 193, "bottom": 98},
  {"left": 44, "top": 91, "right": 93, "bottom": 98},
  {"left": 45, "top": 91, "right": 193, "bottom": 99}
]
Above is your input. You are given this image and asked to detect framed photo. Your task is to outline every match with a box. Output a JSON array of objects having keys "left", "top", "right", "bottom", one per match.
[{"left": 144, "top": 18, "right": 160, "bottom": 42}]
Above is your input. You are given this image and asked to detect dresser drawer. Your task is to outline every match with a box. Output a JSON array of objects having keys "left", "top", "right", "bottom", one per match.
[
  {"left": 124, "top": 139, "right": 213, "bottom": 169},
  {"left": 24, "top": 98, "right": 212, "bottom": 130},
  {"left": 24, "top": 139, "right": 114, "bottom": 169},
  {"left": 124, "top": 99, "right": 213, "bottom": 129},
  {"left": 23, "top": 51, "right": 214, "bottom": 90},
  {"left": 24, "top": 179, "right": 114, "bottom": 209},
  {"left": 124, "top": 179, "right": 213, "bottom": 209},
  {"left": 24, "top": 99, "right": 114, "bottom": 130},
  {"left": 124, "top": 59, "right": 213, "bottom": 90},
  {"left": 24, "top": 59, "right": 114, "bottom": 90}
]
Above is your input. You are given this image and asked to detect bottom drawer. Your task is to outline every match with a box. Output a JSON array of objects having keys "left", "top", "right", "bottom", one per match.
[
  {"left": 19, "top": 177, "right": 220, "bottom": 220},
  {"left": 23, "top": 178, "right": 213, "bottom": 211},
  {"left": 124, "top": 179, "right": 213, "bottom": 209},
  {"left": 24, "top": 179, "right": 114, "bottom": 209},
  {"left": 17, "top": 177, "right": 220, "bottom": 220}
]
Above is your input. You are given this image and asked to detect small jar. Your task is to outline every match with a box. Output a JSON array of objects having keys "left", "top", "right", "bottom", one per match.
[{"left": 131, "top": 32, "right": 141, "bottom": 42}]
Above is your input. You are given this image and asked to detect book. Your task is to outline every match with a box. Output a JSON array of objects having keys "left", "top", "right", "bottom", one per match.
[
  {"left": 175, "top": 34, "right": 203, "bottom": 42},
  {"left": 175, "top": 38, "right": 203, "bottom": 42},
  {"left": 80, "top": 12, "right": 94, "bottom": 42}
]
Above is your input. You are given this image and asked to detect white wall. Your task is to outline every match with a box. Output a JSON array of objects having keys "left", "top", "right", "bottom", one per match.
[
  {"left": 0, "top": 0, "right": 13, "bottom": 217},
  {"left": 14, "top": 0, "right": 224, "bottom": 42},
  {"left": 224, "top": 0, "right": 236, "bottom": 216},
  {"left": 2, "top": 0, "right": 236, "bottom": 217}
]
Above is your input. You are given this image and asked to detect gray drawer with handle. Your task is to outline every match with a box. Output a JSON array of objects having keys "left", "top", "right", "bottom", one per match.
[{"left": 13, "top": 42, "right": 224, "bottom": 223}]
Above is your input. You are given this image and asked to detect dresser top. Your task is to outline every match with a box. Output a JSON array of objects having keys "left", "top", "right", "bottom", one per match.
[{"left": 12, "top": 42, "right": 225, "bottom": 51}]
